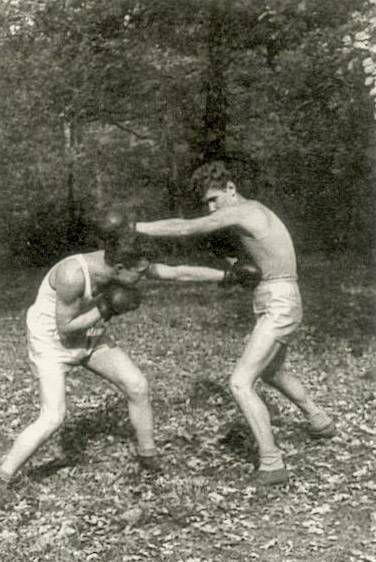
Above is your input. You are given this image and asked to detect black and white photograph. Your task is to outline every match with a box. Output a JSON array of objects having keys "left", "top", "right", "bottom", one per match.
[{"left": 0, "top": 1, "right": 375, "bottom": 560}]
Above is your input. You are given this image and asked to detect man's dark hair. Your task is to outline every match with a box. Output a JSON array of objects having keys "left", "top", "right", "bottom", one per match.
[{"left": 191, "top": 161, "right": 231, "bottom": 199}]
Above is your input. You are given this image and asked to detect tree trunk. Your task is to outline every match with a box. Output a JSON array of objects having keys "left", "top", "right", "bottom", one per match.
[
  {"left": 63, "top": 119, "right": 79, "bottom": 247},
  {"left": 203, "top": 0, "right": 229, "bottom": 161}
]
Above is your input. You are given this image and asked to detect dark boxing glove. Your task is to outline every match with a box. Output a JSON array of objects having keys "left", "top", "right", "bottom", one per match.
[
  {"left": 97, "top": 206, "right": 150, "bottom": 271},
  {"left": 98, "top": 284, "right": 141, "bottom": 321},
  {"left": 220, "top": 261, "right": 262, "bottom": 289}
]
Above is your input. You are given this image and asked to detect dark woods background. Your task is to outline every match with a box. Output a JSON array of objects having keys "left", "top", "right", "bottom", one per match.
[{"left": 0, "top": 0, "right": 374, "bottom": 266}]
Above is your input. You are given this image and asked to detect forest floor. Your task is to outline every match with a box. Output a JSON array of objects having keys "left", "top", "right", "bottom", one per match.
[{"left": 0, "top": 252, "right": 375, "bottom": 562}]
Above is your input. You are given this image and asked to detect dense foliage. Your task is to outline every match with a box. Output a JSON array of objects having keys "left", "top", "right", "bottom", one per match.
[{"left": 0, "top": 0, "right": 374, "bottom": 263}]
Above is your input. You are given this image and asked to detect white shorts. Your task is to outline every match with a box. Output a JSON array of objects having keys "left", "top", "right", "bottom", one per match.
[{"left": 252, "top": 279, "right": 303, "bottom": 344}]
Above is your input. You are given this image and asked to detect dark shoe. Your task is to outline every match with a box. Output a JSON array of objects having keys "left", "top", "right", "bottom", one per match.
[
  {"left": 138, "top": 455, "right": 162, "bottom": 474},
  {"left": 250, "top": 467, "right": 289, "bottom": 487},
  {"left": 307, "top": 420, "right": 336, "bottom": 439}
]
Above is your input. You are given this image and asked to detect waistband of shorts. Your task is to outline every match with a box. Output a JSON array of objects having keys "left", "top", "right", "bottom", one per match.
[{"left": 258, "top": 275, "right": 298, "bottom": 286}]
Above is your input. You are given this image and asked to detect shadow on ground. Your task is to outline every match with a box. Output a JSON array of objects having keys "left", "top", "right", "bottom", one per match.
[{"left": 27, "top": 397, "right": 134, "bottom": 481}]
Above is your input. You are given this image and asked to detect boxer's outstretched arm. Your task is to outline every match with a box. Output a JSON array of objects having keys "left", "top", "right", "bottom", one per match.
[
  {"left": 147, "top": 263, "right": 225, "bottom": 283},
  {"left": 136, "top": 207, "right": 239, "bottom": 237}
]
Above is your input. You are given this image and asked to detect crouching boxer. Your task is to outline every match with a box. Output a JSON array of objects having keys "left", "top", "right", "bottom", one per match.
[{"left": 0, "top": 211, "right": 158, "bottom": 501}]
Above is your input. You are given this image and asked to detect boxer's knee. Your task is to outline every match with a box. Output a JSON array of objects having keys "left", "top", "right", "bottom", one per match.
[
  {"left": 229, "top": 367, "right": 257, "bottom": 399},
  {"left": 126, "top": 374, "right": 149, "bottom": 403},
  {"left": 38, "top": 405, "right": 66, "bottom": 436}
]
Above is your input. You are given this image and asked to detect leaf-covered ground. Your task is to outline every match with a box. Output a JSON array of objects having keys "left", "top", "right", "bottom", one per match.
[{"left": 0, "top": 253, "right": 375, "bottom": 562}]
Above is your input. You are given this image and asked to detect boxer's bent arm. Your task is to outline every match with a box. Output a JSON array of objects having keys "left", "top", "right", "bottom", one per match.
[
  {"left": 55, "top": 263, "right": 101, "bottom": 339},
  {"left": 136, "top": 208, "right": 239, "bottom": 237},
  {"left": 147, "top": 263, "right": 225, "bottom": 283}
]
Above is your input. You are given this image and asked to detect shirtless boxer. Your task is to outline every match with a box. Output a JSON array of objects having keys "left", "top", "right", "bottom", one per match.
[{"left": 136, "top": 161, "right": 335, "bottom": 486}]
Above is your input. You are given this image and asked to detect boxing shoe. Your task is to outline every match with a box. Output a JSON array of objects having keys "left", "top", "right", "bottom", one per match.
[
  {"left": 137, "top": 454, "right": 162, "bottom": 474},
  {"left": 306, "top": 411, "right": 336, "bottom": 439},
  {"left": 307, "top": 420, "right": 336, "bottom": 439},
  {"left": 250, "top": 466, "right": 289, "bottom": 487}
]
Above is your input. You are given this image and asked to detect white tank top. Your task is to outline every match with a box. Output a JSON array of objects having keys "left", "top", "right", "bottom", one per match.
[{"left": 27, "top": 254, "right": 94, "bottom": 339}]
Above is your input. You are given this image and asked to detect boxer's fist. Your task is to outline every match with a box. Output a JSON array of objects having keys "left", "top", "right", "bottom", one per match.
[
  {"left": 97, "top": 205, "right": 135, "bottom": 236},
  {"left": 98, "top": 284, "right": 141, "bottom": 321},
  {"left": 97, "top": 206, "right": 149, "bottom": 270},
  {"left": 220, "top": 261, "right": 261, "bottom": 289}
]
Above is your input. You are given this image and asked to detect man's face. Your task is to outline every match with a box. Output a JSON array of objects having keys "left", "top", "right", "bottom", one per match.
[
  {"left": 203, "top": 183, "right": 235, "bottom": 213},
  {"left": 113, "top": 258, "right": 150, "bottom": 286}
]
